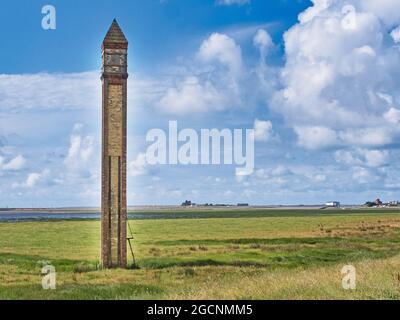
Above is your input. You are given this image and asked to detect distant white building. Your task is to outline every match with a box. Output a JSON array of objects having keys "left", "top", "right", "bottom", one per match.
[{"left": 326, "top": 201, "right": 340, "bottom": 208}]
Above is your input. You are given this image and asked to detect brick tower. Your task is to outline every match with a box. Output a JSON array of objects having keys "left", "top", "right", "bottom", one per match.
[{"left": 101, "top": 19, "right": 128, "bottom": 268}]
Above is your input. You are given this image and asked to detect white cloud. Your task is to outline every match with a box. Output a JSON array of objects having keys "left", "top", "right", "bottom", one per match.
[
  {"left": 391, "top": 26, "right": 400, "bottom": 43},
  {"left": 271, "top": 0, "right": 400, "bottom": 150},
  {"left": 235, "top": 171, "right": 248, "bottom": 183},
  {"left": 157, "top": 32, "right": 245, "bottom": 115},
  {"left": 158, "top": 76, "right": 228, "bottom": 115},
  {"left": 334, "top": 150, "right": 361, "bottom": 166},
  {"left": 64, "top": 124, "right": 95, "bottom": 168},
  {"left": 216, "top": 0, "right": 250, "bottom": 6},
  {"left": 383, "top": 108, "right": 400, "bottom": 124},
  {"left": 13, "top": 169, "right": 50, "bottom": 189},
  {"left": 294, "top": 125, "right": 393, "bottom": 150},
  {"left": 63, "top": 124, "right": 97, "bottom": 182},
  {"left": 129, "top": 153, "right": 148, "bottom": 177},
  {"left": 362, "top": 0, "right": 400, "bottom": 26},
  {"left": 26, "top": 172, "right": 42, "bottom": 188},
  {"left": 9, "top": 124, "right": 100, "bottom": 199},
  {"left": 0, "top": 71, "right": 184, "bottom": 118},
  {"left": 197, "top": 33, "right": 242, "bottom": 76},
  {"left": 335, "top": 149, "right": 389, "bottom": 168},
  {"left": 352, "top": 167, "right": 378, "bottom": 184},
  {"left": 0, "top": 72, "right": 100, "bottom": 111},
  {"left": 294, "top": 126, "right": 338, "bottom": 150},
  {"left": 0, "top": 155, "right": 26, "bottom": 171},
  {"left": 253, "top": 165, "right": 294, "bottom": 187},
  {"left": 0, "top": 33, "right": 246, "bottom": 118},
  {"left": 254, "top": 119, "right": 273, "bottom": 142},
  {"left": 314, "top": 174, "right": 327, "bottom": 182},
  {"left": 363, "top": 150, "right": 389, "bottom": 167},
  {"left": 338, "top": 128, "right": 392, "bottom": 147},
  {"left": 253, "top": 29, "right": 274, "bottom": 60},
  {"left": 6, "top": 0, "right": 400, "bottom": 206}
]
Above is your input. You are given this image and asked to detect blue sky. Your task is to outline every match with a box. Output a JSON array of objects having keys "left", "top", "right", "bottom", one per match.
[
  {"left": 0, "top": 0, "right": 307, "bottom": 73},
  {"left": 2, "top": 0, "right": 400, "bottom": 207}
]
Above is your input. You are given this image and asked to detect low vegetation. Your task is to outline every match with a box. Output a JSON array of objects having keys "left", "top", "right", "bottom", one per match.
[{"left": 0, "top": 209, "right": 399, "bottom": 299}]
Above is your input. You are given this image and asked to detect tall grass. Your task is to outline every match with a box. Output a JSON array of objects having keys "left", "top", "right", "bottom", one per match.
[{"left": 0, "top": 209, "right": 399, "bottom": 299}]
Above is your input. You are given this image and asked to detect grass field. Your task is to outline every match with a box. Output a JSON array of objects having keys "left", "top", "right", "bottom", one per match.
[{"left": 0, "top": 209, "right": 400, "bottom": 299}]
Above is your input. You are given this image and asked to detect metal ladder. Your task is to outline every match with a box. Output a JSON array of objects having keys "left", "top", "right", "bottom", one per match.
[{"left": 127, "top": 221, "right": 136, "bottom": 266}]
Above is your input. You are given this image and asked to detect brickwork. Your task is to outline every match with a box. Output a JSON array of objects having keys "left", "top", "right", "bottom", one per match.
[{"left": 101, "top": 20, "right": 128, "bottom": 268}]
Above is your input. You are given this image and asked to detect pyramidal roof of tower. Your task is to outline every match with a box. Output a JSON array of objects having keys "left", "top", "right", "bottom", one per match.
[{"left": 103, "top": 19, "right": 128, "bottom": 44}]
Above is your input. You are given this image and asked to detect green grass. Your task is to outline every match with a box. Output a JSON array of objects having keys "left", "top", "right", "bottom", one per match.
[
  {"left": 127, "top": 208, "right": 400, "bottom": 219},
  {"left": 0, "top": 209, "right": 400, "bottom": 299}
]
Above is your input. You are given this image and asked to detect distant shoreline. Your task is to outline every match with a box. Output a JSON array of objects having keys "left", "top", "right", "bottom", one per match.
[
  {"left": 0, "top": 205, "right": 385, "bottom": 215},
  {"left": 1, "top": 207, "right": 399, "bottom": 223}
]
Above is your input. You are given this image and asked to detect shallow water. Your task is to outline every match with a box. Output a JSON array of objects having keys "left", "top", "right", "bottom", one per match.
[
  {"left": 0, "top": 211, "right": 216, "bottom": 222},
  {"left": 0, "top": 212, "right": 163, "bottom": 222},
  {"left": 0, "top": 212, "right": 101, "bottom": 222},
  {"left": 0, "top": 207, "right": 363, "bottom": 222}
]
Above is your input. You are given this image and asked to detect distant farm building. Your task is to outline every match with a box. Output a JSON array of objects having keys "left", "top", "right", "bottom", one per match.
[
  {"left": 325, "top": 201, "right": 340, "bottom": 208},
  {"left": 181, "top": 200, "right": 195, "bottom": 207},
  {"left": 365, "top": 198, "right": 384, "bottom": 207}
]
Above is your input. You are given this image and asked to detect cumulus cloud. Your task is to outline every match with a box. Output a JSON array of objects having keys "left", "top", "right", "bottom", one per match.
[
  {"left": 157, "top": 76, "right": 228, "bottom": 114},
  {"left": 254, "top": 119, "right": 273, "bottom": 142},
  {"left": 0, "top": 31, "right": 252, "bottom": 119},
  {"left": 253, "top": 165, "right": 293, "bottom": 186},
  {"left": 338, "top": 128, "right": 392, "bottom": 147},
  {"left": 352, "top": 167, "right": 378, "bottom": 184},
  {"left": 9, "top": 123, "right": 98, "bottom": 192},
  {"left": 391, "top": 26, "right": 400, "bottom": 44},
  {"left": 7, "top": 0, "right": 400, "bottom": 205},
  {"left": 294, "top": 126, "right": 339, "bottom": 150},
  {"left": 129, "top": 153, "right": 148, "bottom": 177},
  {"left": 383, "top": 107, "right": 400, "bottom": 124},
  {"left": 0, "top": 155, "right": 26, "bottom": 171},
  {"left": 251, "top": 164, "right": 340, "bottom": 192},
  {"left": 12, "top": 169, "right": 50, "bottom": 188},
  {"left": 25, "top": 172, "right": 43, "bottom": 188},
  {"left": 362, "top": 0, "right": 400, "bottom": 26},
  {"left": 253, "top": 29, "right": 274, "bottom": 60},
  {"left": 271, "top": 0, "right": 400, "bottom": 150},
  {"left": 66, "top": 134, "right": 94, "bottom": 163},
  {"left": 158, "top": 33, "right": 244, "bottom": 115},
  {"left": 335, "top": 149, "right": 389, "bottom": 168},
  {"left": 197, "top": 33, "right": 242, "bottom": 76},
  {"left": 64, "top": 124, "right": 95, "bottom": 170}
]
